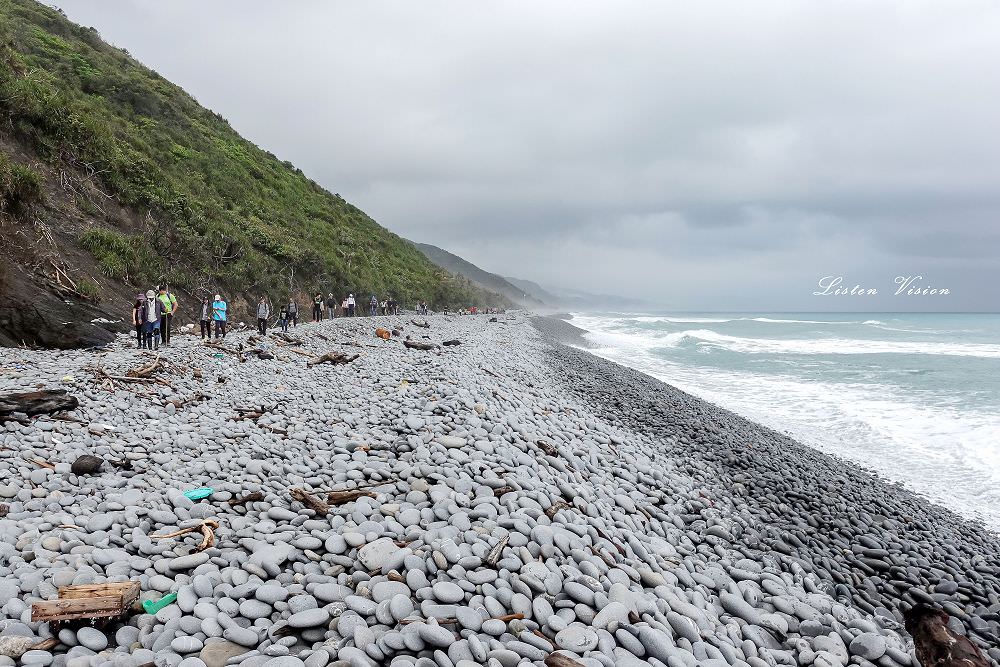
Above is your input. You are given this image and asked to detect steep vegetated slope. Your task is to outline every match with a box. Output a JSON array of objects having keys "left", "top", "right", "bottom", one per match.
[
  {"left": 412, "top": 243, "right": 543, "bottom": 308},
  {"left": 0, "top": 0, "right": 508, "bottom": 348}
]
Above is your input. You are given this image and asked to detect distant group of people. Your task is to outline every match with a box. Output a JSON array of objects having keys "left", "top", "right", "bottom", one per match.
[
  {"left": 130, "top": 289, "right": 449, "bottom": 348},
  {"left": 131, "top": 286, "right": 178, "bottom": 350}
]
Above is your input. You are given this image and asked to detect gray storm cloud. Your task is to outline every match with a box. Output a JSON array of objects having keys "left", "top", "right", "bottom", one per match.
[{"left": 56, "top": 0, "right": 1000, "bottom": 310}]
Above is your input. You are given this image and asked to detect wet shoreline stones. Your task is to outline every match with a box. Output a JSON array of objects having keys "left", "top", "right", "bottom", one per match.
[{"left": 0, "top": 313, "right": 996, "bottom": 666}]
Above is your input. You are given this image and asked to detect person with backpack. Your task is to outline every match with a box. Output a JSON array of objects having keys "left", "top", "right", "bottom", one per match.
[
  {"left": 142, "top": 289, "right": 163, "bottom": 350},
  {"left": 312, "top": 293, "right": 323, "bottom": 322},
  {"left": 256, "top": 296, "right": 271, "bottom": 335},
  {"left": 199, "top": 297, "right": 211, "bottom": 340},
  {"left": 278, "top": 304, "right": 289, "bottom": 333},
  {"left": 131, "top": 293, "right": 146, "bottom": 348},
  {"left": 369, "top": 294, "right": 378, "bottom": 316},
  {"left": 326, "top": 293, "right": 337, "bottom": 319},
  {"left": 212, "top": 294, "right": 227, "bottom": 339},
  {"left": 157, "top": 286, "right": 177, "bottom": 346},
  {"left": 286, "top": 298, "right": 298, "bottom": 327}
]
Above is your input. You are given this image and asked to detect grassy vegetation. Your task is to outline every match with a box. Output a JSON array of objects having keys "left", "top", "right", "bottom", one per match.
[
  {"left": 0, "top": 0, "right": 507, "bottom": 308},
  {"left": 0, "top": 151, "right": 42, "bottom": 214}
]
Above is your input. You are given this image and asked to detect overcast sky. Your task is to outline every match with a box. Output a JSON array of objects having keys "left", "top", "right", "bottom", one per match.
[{"left": 56, "top": 1, "right": 1000, "bottom": 311}]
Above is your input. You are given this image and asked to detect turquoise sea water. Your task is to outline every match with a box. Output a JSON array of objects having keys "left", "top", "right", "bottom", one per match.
[{"left": 570, "top": 313, "right": 1000, "bottom": 530}]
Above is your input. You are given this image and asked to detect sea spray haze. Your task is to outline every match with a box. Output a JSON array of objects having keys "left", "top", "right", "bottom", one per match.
[{"left": 571, "top": 312, "right": 1000, "bottom": 529}]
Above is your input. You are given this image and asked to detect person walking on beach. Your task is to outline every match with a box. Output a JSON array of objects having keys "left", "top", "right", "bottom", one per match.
[
  {"left": 212, "top": 294, "right": 227, "bottom": 339},
  {"left": 312, "top": 293, "right": 323, "bottom": 322},
  {"left": 326, "top": 293, "right": 337, "bottom": 319},
  {"left": 131, "top": 293, "right": 145, "bottom": 348},
  {"left": 370, "top": 294, "right": 378, "bottom": 316},
  {"left": 199, "top": 297, "right": 211, "bottom": 340},
  {"left": 286, "top": 298, "right": 298, "bottom": 327},
  {"left": 347, "top": 293, "right": 356, "bottom": 317},
  {"left": 256, "top": 296, "right": 270, "bottom": 335},
  {"left": 157, "top": 286, "right": 177, "bottom": 346},
  {"left": 278, "top": 304, "right": 289, "bottom": 333},
  {"left": 142, "top": 289, "right": 163, "bottom": 350}
]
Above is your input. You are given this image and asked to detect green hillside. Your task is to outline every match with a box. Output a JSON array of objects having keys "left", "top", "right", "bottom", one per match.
[{"left": 0, "top": 0, "right": 506, "bottom": 347}]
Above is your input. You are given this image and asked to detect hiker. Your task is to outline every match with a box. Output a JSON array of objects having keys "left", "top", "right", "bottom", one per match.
[
  {"left": 142, "top": 289, "right": 163, "bottom": 350},
  {"left": 370, "top": 294, "right": 378, "bottom": 316},
  {"left": 286, "top": 298, "right": 298, "bottom": 327},
  {"left": 326, "top": 293, "right": 337, "bottom": 319},
  {"left": 347, "top": 293, "right": 356, "bottom": 317},
  {"left": 131, "top": 293, "right": 145, "bottom": 348},
  {"left": 312, "top": 292, "right": 323, "bottom": 322},
  {"left": 199, "top": 297, "right": 211, "bottom": 340},
  {"left": 157, "top": 286, "right": 177, "bottom": 346},
  {"left": 278, "top": 304, "right": 289, "bottom": 333},
  {"left": 256, "top": 296, "right": 270, "bottom": 335},
  {"left": 212, "top": 294, "right": 227, "bottom": 338}
]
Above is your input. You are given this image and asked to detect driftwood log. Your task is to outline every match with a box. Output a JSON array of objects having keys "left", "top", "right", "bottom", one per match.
[
  {"left": 403, "top": 340, "right": 438, "bottom": 351},
  {"left": 904, "top": 605, "right": 988, "bottom": 667},
  {"left": 410, "top": 319, "right": 430, "bottom": 328},
  {"left": 151, "top": 519, "right": 219, "bottom": 552},
  {"left": 545, "top": 654, "right": 587, "bottom": 667},
  {"left": 0, "top": 389, "right": 79, "bottom": 421},
  {"left": 442, "top": 339, "right": 462, "bottom": 346},
  {"left": 127, "top": 355, "right": 162, "bottom": 378},
  {"left": 307, "top": 352, "right": 360, "bottom": 367},
  {"left": 228, "top": 491, "right": 265, "bottom": 506},
  {"left": 290, "top": 488, "right": 329, "bottom": 516},
  {"left": 327, "top": 488, "right": 376, "bottom": 505}
]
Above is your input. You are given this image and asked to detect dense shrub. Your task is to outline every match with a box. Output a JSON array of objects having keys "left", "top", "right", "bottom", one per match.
[{"left": 0, "top": 0, "right": 509, "bottom": 309}]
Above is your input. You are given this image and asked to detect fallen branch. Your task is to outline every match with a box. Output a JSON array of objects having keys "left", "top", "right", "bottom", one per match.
[
  {"left": 442, "top": 339, "right": 462, "bottom": 346},
  {"left": 486, "top": 535, "right": 509, "bottom": 567},
  {"left": 545, "top": 654, "right": 587, "bottom": 667},
  {"left": 151, "top": 519, "right": 219, "bottom": 552},
  {"left": 127, "top": 354, "right": 162, "bottom": 378},
  {"left": 307, "top": 352, "right": 360, "bottom": 367},
  {"left": 228, "top": 491, "right": 265, "bottom": 506},
  {"left": 410, "top": 320, "right": 430, "bottom": 328},
  {"left": 327, "top": 489, "right": 376, "bottom": 505},
  {"left": 0, "top": 389, "right": 79, "bottom": 421},
  {"left": 289, "top": 488, "right": 329, "bottom": 516},
  {"left": 403, "top": 340, "right": 438, "bottom": 351}
]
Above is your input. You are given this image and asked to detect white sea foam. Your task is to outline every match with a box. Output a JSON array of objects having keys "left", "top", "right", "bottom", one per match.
[{"left": 569, "top": 312, "right": 1000, "bottom": 528}]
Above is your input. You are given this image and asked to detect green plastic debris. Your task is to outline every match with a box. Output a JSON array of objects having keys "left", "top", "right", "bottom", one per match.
[
  {"left": 142, "top": 592, "right": 177, "bottom": 614},
  {"left": 184, "top": 487, "right": 213, "bottom": 501}
]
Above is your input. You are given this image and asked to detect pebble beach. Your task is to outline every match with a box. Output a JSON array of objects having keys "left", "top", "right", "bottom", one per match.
[{"left": 1, "top": 313, "right": 998, "bottom": 667}]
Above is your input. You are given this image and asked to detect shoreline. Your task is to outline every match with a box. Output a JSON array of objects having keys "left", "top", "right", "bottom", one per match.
[
  {"left": 0, "top": 314, "right": 997, "bottom": 666},
  {"left": 532, "top": 315, "right": 1000, "bottom": 652}
]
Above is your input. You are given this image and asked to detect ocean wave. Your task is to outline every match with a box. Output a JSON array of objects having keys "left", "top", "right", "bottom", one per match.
[
  {"left": 574, "top": 342, "right": 1000, "bottom": 528},
  {"left": 583, "top": 327, "right": 1000, "bottom": 358}
]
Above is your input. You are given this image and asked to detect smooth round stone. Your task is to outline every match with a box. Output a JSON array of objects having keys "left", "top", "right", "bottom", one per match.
[
  {"left": 482, "top": 619, "right": 507, "bottom": 636},
  {"left": 19, "top": 651, "right": 54, "bottom": 666},
  {"left": 171, "top": 552, "right": 210, "bottom": 570},
  {"left": 255, "top": 585, "right": 287, "bottom": 604},
  {"left": 76, "top": 627, "right": 109, "bottom": 652},
  {"left": 389, "top": 594, "right": 414, "bottom": 621},
  {"left": 849, "top": 633, "right": 887, "bottom": 660},
  {"left": 239, "top": 599, "right": 272, "bottom": 620},
  {"left": 287, "top": 607, "right": 330, "bottom": 628},
  {"left": 372, "top": 581, "right": 410, "bottom": 603},
  {"left": 261, "top": 658, "right": 305, "bottom": 667},
  {"left": 416, "top": 623, "right": 454, "bottom": 647},
  {"left": 200, "top": 639, "right": 251, "bottom": 667},
  {"left": 432, "top": 581, "right": 464, "bottom": 604},
  {"left": 179, "top": 659, "right": 208, "bottom": 667},
  {"left": 172, "top": 636, "right": 205, "bottom": 654},
  {"left": 555, "top": 625, "right": 599, "bottom": 653}
]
